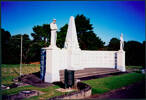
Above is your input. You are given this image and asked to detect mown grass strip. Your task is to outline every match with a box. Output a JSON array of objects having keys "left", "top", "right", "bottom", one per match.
[
  {"left": 83, "top": 72, "right": 145, "bottom": 94},
  {"left": 126, "top": 66, "right": 143, "bottom": 69},
  {"left": 1, "top": 64, "right": 40, "bottom": 85},
  {"left": 1, "top": 64, "right": 40, "bottom": 68},
  {"left": 2, "top": 85, "right": 64, "bottom": 100},
  {"left": 2, "top": 85, "right": 60, "bottom": 95}
]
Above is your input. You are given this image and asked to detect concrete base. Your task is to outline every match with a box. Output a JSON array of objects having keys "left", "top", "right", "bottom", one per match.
[{"left": 47, "top": 45, "right": 60, "bottom": 50}]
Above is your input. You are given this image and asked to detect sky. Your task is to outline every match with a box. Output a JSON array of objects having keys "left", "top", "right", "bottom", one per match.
[{"left": 1, "top": 1, "right": 145, "bottom": 45}]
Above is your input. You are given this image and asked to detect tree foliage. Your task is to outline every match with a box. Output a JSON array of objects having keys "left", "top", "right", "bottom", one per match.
[
  {"left": 31, "top": 24, "right": 51, "bottom": 47},
  {"left": 75, "top": 14, "right": 105, "bottom": 50},
  {"left": 1, "top": 14, "right": 145, "bottom": 67},
  {"left": 108, "top": 38, "right": 120, "bottom": 50},
  {"left": 108, "top": 38, "right": 145, "bottom": 66},
  {"left": 1, "top": 29, "right": 11, "bottom": 63},
  {"left": 1, "top": 31, "right": 31, "bottom": 64},
  {"left": 29, "top": 24, "right": 51, "bottom": 62},
  {"left": 124, "top": 41, "right": 144, "bottom": 66},
  {"left": 56, "top": 24, "right": 68, "bottom": 48}
]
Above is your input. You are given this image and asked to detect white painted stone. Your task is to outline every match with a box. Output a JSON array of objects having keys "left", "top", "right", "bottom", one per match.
[
  {"left": 64, "top": 16, "right": 80, "bottom": 50},
  {"left": 44, "top": 49, "right": 126, "bottom": 82},
  {"left": 117, "top": 50, "right": 126, "bottom": 72},
  {"left": 120, "top": 33, "right": 124, "bottom": 51},
  {"left": 43, "top": 16, "right": 126, "bottom": 83},
  {"left": 48, "top": 19, "right": 60, "bottom": 50}
]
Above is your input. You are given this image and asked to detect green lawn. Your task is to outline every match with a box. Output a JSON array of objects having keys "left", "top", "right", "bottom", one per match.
[
  {"left": 1, "top": 64, "right": 145, "bottom": 99},
  {"left": 83, "top": 72, "right": 145, "bottom": 94},
  {"left": 126, "top": 66, "right": 143, "bottom": 70},
  {"left": 2, "top": 84, "right": 66, "bottom": 100},
  {"left": 1, "top": 64, "right": 40, "bottom": 85},
  {"left": 1, "top": 64, "right": 69, "bottom": 99}
]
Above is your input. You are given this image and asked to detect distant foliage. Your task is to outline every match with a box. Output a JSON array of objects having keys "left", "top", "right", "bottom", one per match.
[
  {"left": 56, "top": 24, "right": 68, "bottom": 48},
  {"left": 1, "top": 29, "right": 11, "bottom": 64},
  {"left": 31, "top": 24, "right": 51, "bottom": 47},
  {"left": 124, "top": 41, "right": 144, "bottom": 66},
  {"left": 108, "top": 37, "right": 145, "bottom": 67},
  {"left": 57, "top": 14, "right": 105, "bottom": 50},
  {"left": 75, "top": 14, "right": 105, "bottom": 50},
  {"left": 108, "top": 38, "right": 120, "bottom": 50},
  {"left": 1, "top": 14, "right": 145, "bottom": 66}
]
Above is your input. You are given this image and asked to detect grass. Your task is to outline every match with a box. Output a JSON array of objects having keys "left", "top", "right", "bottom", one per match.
[
  {"left": 2, "top": 84, "right": 66, "bottom": 99},
  {"left": 1, "top": 64, "right": 74, "bottom": 99},
  {"left": 2, "top": 64, "right": 145, "bottom": 99},
  {"left": 1, "top": 64, "right": 40, "bottom": 85},
  {"left": 83, "top": 72, "right": 145, "bottom": 94},
  {"left": 126, "top": 66, "right": 143, "bottom": 70}
]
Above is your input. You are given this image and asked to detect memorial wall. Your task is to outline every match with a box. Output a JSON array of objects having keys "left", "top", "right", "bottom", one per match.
[{"left": 41, "top": 16, "right": 125, "bottom": 83}]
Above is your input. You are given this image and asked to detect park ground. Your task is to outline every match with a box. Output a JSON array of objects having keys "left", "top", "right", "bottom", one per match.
[{"left": 1, "top": 64, "right": 145, "bottom": 99}]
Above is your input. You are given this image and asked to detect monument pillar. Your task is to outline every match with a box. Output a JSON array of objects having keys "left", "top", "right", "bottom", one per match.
[
  {"left": 64, "top": 16, "right": 81, "bottom": 70},
  {"left": 117, "top": 50, "right": 126, "bottom": 72},
  {"left": 117, "top": 33, "right": 126, "bottom": 72},
  {"left": 44, "top": 48, "right": 61, "bottom": 82}
]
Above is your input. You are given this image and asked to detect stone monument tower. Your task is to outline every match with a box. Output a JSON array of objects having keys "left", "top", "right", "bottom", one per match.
[{"left": 64, "top": 16, "right": 80, "bottom": 50}]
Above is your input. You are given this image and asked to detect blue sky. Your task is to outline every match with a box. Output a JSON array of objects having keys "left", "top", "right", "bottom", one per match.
[{"left": 1, "top": 1, "right": 145, "bottom": 45}]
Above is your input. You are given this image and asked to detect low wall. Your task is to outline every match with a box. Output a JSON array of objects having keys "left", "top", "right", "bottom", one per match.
[
  {"left": 74, "top": 50, "right": 117, "bottom": 69},
  {"left": 43, "top": 48, "right": 125, "bottom": 82},
  {"left": 48, "top": 82, "right": 91, "bottom": 99}
]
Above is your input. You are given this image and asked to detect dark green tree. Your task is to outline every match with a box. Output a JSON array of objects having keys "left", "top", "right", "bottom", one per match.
[
  {"left": 75, "top": 14, "right": 105, "bottom": 50},
  {"left": 124, "top": 41, "right": 143, "bottom": 66},
  {"left": 108, "top": 38, "right": 120, "bottom": 50},
  {"left": 142, "top": 41, "right": 145, "bottom": 68},
  {"left": 21, "top": 34, "right": 32, "bottom": 63},
  {"left": 57, "top": 14, "right": 105, "bottom": 50},
  {"left": 56, "top": 24, "right": 68, "bottom": 48},
  {"left": 31, "top": 24, "right": 51, "bottom": 47},
  {"left": 30, "top": 24, "right": 51, "bottom": 62},
  {"left": 7, "top": 34, "right": 31, "bottom": 64},
  {"left": 1, "top": 28, "right": 11, "bottom": 64},
  {"left": 75, "top": 14, "right": 93, "bottom": 34}
]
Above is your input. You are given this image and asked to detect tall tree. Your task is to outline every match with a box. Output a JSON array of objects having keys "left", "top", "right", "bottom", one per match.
[
  {"left": 21, "top": 34, "right": 32, "bottom": 63},
  {"left": 142, "top": 41, "right": 145, "bottom": 68},
  {"left": 75, "top": 14, "right": 105, "bottom": 50},
  {"left": 1, "top": 28, "right": 11, "bottom": 64},
  {"left": 57, "top": 14, "right": 105, "bottom": 50},
  {"left": 108, "top": 38, "right": 120, "bottom": 50},
  {"left": 31, "top": 24, "right": 51, "bottom": 47},
  {"left": 124, "top": 41, "right": 143, "bottom": 66},
  {"left": 7, "top": 34, "right": 31, "bottom": 64},
  {"left": 75, "top": 14, "right": 93, "bottom": 34},
  {"left": 56, "top": 24, "right": 68, "bottom": 48},
  {"left": 30, "top": 24, "right": 51, "bottom": 62}
]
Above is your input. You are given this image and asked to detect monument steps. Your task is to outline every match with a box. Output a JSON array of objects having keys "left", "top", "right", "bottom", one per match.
[
  {"left": 60, "top": 70, "right": 120, "bottom": 80},
  {"left": 59, "top": 68, "right": 120, "bottom": 82},
  {"left": 59, "top": 68, "right": 117, "bottom": 76}
]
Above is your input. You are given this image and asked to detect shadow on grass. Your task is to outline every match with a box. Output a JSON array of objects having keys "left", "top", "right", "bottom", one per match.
[
  {"left": 20, "top": 71, "right": 53, "bottom": 88},
  {"left": 53, "top": 82, "right": 65, "bottom": 88}
]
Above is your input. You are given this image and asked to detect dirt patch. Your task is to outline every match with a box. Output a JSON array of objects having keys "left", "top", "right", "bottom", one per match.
[
  {"left": 29, "top": 62, "right": 40, "bottom": 64},
  {"left": 56, "top": 88, "right": 77, "bottom": 92}
]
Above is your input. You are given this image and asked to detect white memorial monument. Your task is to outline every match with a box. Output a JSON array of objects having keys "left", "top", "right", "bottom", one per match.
[
  {"left": 41, "top": 16, "right": 126, "bottom": 83},
  {"left": 64, "top": 16, "right": 80, "bottom": 50}
]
